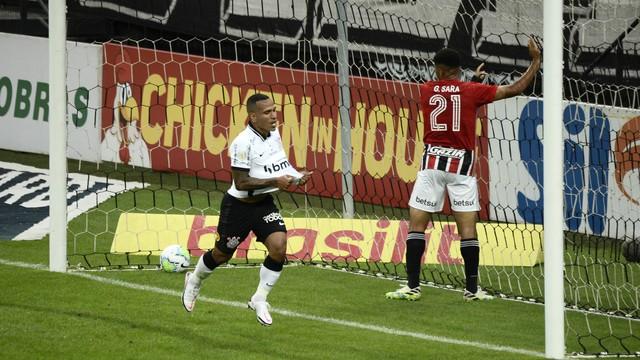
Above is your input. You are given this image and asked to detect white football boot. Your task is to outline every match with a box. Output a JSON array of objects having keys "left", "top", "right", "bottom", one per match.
[
  {"left": 463, "top": 287, "right": 494, "bottom": 301},
  {"left": 182, "top": 271, "right": 201, "bottom": 312},
  {"left": 247, "top": 296, "right": 273, "bottom": 326}
]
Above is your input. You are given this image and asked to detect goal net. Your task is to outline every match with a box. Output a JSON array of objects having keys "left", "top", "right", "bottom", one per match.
[{"left": 58, "top": 0, "right": 640, "bottom": 356}]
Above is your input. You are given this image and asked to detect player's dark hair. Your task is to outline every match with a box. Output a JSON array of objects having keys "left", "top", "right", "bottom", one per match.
[
  {"left": 433, "top": 48, "right": 461, "bottom": 68},
  {"left": 247, "top": 93, "right": 271, "bottom": 113}
]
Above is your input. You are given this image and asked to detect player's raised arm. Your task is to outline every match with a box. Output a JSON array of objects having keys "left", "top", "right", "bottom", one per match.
[{"left": 494, "top": 36, "right": 542, "bottom": 101}]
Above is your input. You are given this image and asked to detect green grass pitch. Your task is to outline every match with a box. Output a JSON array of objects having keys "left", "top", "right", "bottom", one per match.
[{"left": 1, "top": 239, "right": 547, "bottom": 359}]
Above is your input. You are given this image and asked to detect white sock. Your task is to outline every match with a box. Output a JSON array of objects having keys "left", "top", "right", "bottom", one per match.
[
  {"left": 191, "top": 255, "right": 213, "bottom": 284},
  {"left": 252, "top": 264, "right": 282, "bottom": 302}
]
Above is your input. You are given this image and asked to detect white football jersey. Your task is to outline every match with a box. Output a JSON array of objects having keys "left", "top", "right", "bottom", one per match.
[{"left": 227, "top": 124, "right": 302, "bottom": 198}]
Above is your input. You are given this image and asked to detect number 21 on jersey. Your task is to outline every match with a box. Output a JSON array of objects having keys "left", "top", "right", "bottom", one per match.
[{"left": 429, "top": 94, "right": 460, "bottom": 132}]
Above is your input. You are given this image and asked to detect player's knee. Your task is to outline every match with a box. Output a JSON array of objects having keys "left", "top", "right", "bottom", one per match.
[
  {"left": 458, "top": 227, "right": 477, "bottom": 239},
  {"left": 409, "top": 217, "right": 430, "bottom": 233},
  {"left": 212, "top": 246, "right": 234, "bottom": 264},
  {"left": 409, "top": 211, "right": 431, "bottom": 232},
  {"left": 270, "top": 244, "right": 287, "bottom": 262},
  {"left": 265, "top": 235, "right": 287, "bottom": 261}
]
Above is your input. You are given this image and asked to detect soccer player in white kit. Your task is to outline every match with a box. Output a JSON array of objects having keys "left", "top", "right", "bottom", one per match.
[{"left": 182, "top": 93, "right": 312, "bottom": 325}]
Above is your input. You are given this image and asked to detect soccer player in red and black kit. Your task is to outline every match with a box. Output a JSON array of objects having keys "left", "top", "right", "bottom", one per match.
[{"left": 386, "top": 37, "right": 541, "bottom": 301}]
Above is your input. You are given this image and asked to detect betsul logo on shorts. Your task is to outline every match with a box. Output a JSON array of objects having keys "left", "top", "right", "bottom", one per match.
[
  {"left": 453, "top": 199, "right": 475, "bottom": 207},
  {"left": 414, "top": 197, "right": 437, "bottom": 207},
  {"left": 262, "top": 212, "right": 284, "bottom": 223}
]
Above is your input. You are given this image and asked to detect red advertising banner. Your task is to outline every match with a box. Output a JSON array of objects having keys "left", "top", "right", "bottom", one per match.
[{"left": 101, "top": 43, "right": 489, "bottom": 217}]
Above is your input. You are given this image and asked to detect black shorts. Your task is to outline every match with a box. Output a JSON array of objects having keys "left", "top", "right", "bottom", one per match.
[{"left": 215, "top": 193, "right": 287, "bottom": 254}]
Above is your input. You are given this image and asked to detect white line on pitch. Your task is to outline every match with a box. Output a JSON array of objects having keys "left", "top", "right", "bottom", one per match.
[{"left": 0, "top": 258, "right": 544, "bottom": 358}]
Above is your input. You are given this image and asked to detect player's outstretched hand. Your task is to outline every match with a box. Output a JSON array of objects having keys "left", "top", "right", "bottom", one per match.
[
  {"left": 528, "top": 35, "right": 542, "bottom": 61},
  {"left": 296, "top": 170, "right": 313, "bottom": 186},
  {"left": 276, "top": 175, "right": 294, "bottom": 190},
  {"left": 475, "top": 63, "right": 487, "bottom": 79},
  {"left": 471, "top": 63, "right": 487, "bottom": 82}
]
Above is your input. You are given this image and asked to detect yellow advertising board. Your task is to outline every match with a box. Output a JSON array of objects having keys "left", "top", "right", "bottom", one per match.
[{"left": 111, "top": 213, "right": 543, "bottom": 266}]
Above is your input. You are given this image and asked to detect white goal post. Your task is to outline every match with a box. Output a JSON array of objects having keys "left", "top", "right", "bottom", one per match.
[
  {"left": 49, "top": 0, "right": 68, "bottom": 273},
  {"left": 543, "top": 0, "right": 565, "bottom": 358}
]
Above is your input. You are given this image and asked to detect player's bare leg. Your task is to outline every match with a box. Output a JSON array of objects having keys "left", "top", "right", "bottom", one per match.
[{"left": 248, "top": 231, "right": 286, "bottom": 326}]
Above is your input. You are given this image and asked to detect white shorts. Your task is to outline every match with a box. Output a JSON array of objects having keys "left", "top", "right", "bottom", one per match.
[{"left": 408, "top": 169, "right": 480, "bottom": 212}]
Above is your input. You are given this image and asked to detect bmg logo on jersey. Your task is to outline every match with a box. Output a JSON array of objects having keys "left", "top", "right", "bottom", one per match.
[
  {"left": 263, "top": 212, "right": 284, "bottom": 223},
  {"left": 263, "top": 160, "right": 292, "bottom": 174}
]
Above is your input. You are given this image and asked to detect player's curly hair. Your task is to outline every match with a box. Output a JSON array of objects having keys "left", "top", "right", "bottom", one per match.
[{"left": 433, "top": 48, "right": 461, "bottom": 68}]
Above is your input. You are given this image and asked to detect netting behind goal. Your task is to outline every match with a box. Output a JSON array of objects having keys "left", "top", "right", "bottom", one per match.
[{"left": 61, "top": 0, "right": 640, "bottom": 356}]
